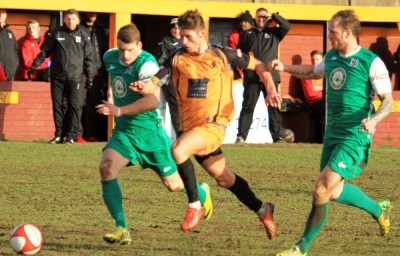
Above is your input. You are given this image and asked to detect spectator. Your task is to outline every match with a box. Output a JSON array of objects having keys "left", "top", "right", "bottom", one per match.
[
  {"left": 76, "top": 12, "right": 108, "bottom": 143},
  {"left": 0, "top": 9, "right": 18, "bottom": 81},
  {"left": 227, "top": 10, "right": 253, "bottom": 80},
  {"left": 236, "top": 7, "right": 292, "bottom": 143},
  {"left": 30, "top": 9, "right": 94, "bottom": 144},
  {"left": 153, "top": 17, "right": 183, "bottom": 135},
  {"left": 301, "top": 50, "right": 325, "bottom": 142},
  {"left": 19, "top": 20, "right": 51, "bottom": 81},
  {"left": 301, "top": 50, "right": 323, "bottom": 109}
]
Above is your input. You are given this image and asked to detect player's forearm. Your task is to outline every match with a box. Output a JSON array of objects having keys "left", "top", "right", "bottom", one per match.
[
  {"left": 255, "top": 62, "right": 276, "bottom": 93},
  {"left": 283, "top": 65, "right": 318, "bottom": 79},
  {"left": 119, "top": 94, "right": 159, "bottom": 116},
  {"left": 372, "top": 93, "right": 393, "bottom": 124}
]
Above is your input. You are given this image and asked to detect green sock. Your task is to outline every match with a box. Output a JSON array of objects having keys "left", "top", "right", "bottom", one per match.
[
  {"left": 335, "top": 184, "right": 382, "bottom": 218},
  {"left": 101, "top": 178, "right": 127, "bottom": 229},
  {"left": 296, "top": 202, "right": 329, "bottom": 253},
  {"left": 183, "top": 182, "right": 206, "bottom": 204}
]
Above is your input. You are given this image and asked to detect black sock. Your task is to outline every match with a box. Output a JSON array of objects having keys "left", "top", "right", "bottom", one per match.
[
  {"left": 177, "top": 159, "right": 199, "bottom": 203},
  {"left": 228, "top": 174, "right": 263, "bottom": 212}
]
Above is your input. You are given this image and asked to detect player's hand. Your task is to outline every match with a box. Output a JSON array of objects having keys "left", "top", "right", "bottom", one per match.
[
  {"left": 361, "top": 118, "right": 377, "bottom": 135},
  {"left": 129, "top": 79, "right": 155, "bottom": 95},
  {"left": 96, "top": 100, "right": 121, "bottom": 117},
  {"left": 266, "top": 91, "right": 282, "bottom": 108},
  {"left": 268, "top": 59, "right": 283, "bottom": 71}
]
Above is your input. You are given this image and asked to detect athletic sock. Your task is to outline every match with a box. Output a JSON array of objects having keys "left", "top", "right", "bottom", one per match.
[
  {"left": 228, "top": 174, "right": 263, "bottom": 212},
  {"left": 296, "top": 202, "right": 329, "bottom": 253},
  {"left": 335, "top": 183, "right": 382, "bottom": 218},
  {"left": 101, "top": 178, "right": 127, "bottom": 229},
  {"left": 182, "top": 181, "right": 206, "bottom": 204},
  {"left": 177, "top": 159, "right": 199, "bottom": 203}
]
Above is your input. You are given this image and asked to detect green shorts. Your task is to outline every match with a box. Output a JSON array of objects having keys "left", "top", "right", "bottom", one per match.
[
  {"left": 105, "top": 124, "right": 177, "bottom": 177},
  {"left": 320, "top": 139, "right": 371, "bottom": 181}
]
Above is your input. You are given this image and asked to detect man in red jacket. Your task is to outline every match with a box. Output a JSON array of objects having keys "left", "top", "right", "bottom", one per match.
[{"left": 19, "top": 20, "right": 51, "bottom": 81}]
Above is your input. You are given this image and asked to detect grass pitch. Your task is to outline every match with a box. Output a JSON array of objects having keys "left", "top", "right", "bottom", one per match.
[{"left": 0, "top": 141, "right": 398, "bottom": 255}]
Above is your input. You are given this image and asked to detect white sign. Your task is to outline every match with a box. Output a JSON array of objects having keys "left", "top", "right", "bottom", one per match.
[{"left": 224, "top": 82, "right": 272, "bottom": 144}]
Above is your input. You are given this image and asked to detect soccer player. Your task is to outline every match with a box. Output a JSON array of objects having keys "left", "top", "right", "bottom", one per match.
[
  {"left": 270, "top": 9, "right": 393, "bottom": 256},
  {"left": 110, "top": 9, "right": 280, "bottom": 239},
  {"left": 95, "top": 23, "right": 212, "bottom": 244}
]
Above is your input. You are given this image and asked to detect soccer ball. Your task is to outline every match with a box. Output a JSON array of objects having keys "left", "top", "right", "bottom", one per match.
[{"left": 9, "top": 223, "right": 43, "bottom": 255}]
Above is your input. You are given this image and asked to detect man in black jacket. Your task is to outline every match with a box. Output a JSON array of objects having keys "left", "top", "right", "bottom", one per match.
[
  {"left": 77, "top": 12, "right": 108, "bottom": 142},
  {"left": 236, "top": 7, "right": 291, "bottom": 143},
  {"left": 30, "top": 9, "right": 94, "bottom": 144},
  {"left": 0, "top": 9, "right": 18, "bottom": 81},
  {"left": 154, "top": 17, "right": 183, "bottom": 136}
]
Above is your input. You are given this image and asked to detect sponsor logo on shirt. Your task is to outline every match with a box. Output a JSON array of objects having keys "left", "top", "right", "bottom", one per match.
[{"left": 75, "top": 36, "right": 81, "bottom": 43}]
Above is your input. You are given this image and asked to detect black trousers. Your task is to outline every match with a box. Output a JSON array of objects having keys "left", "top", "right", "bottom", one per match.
[
  {"left": 237, "top": 81, "right": 282, "bottom": 142},
  {"left": 78, "top": 74, "right": 108, "bottom": 140},
  {"left": 51, "top": 77, "right": 80, "bottom": 139}
]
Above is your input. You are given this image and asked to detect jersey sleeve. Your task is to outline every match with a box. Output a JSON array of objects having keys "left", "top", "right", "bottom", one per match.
[
  {"left": 313, "top": 61, "right": 326, "bottom": 78},
  {"left": 222, "top": 47, "right": 255, "bottom": 70},
  {"left": 138, "top": 61, "right": 159, "bottom": 82},
  {"left": 369, "top": 57, "right": 392, "bottom": 94}
]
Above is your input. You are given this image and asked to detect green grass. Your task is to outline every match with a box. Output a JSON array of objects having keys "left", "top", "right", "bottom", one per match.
[{"left": 0, "top": 141, "right": 398, "bottom": 255}]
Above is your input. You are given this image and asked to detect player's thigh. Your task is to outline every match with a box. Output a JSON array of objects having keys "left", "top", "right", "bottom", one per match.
[
  {"left": 171, "top": 129, "right": 208, "bottom": 162},
  {"left": 192, "top": 123, "right": 225, "bottom": 155}
]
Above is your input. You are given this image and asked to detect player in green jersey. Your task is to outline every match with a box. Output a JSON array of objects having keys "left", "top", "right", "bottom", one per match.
[
  {"left": 269, "top": 9, "right": 394, "bottom": 256},
  {"left": 95, "top": 23, "right": 212, "bottom": 244}
]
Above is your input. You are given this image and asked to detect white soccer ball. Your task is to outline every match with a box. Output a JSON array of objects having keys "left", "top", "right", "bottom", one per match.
[{"left": 9, "top": 223, "right": 43, "bottom": 255}]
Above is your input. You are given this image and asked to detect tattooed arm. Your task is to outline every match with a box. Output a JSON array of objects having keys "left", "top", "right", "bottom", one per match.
[{"left": 269, "top": 59, "right": 322, "bottom": 80}]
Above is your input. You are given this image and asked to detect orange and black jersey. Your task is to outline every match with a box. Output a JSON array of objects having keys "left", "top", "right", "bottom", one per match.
[{"left": 153, "top": 45, "right": 256, "bottom": 132}]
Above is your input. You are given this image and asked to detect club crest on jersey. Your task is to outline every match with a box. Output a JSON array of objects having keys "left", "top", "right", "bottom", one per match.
[
  {"left": 330, "top": 67, "right": 346, "bottom": 90},
  {"left": 350, "top": 58, "right": 359, "bottom": 67},
  {"left": 112, "top": 76, "right": 127, "bottom": 98}
]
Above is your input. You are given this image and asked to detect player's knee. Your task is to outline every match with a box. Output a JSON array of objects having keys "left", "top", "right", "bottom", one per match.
[
  {"left": 99, "top": 159, "right": 113, "bottom": 180},
  {"left": 313, "top": 185, "right": 328, "bottom": 201}
]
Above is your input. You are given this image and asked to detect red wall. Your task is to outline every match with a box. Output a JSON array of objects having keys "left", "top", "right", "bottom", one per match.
[{"left": 0, "top": 81, "right": 54, "bottom": 141}]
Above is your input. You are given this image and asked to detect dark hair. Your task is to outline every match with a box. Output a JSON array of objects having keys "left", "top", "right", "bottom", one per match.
[
  {"left": 64, "top": 9, "right": 79, "bottom": 17},
  {"left": 178, "top": 9, "right": 205, "bottom": 31},
  {"left": 331, "top": 9, "right": 361, "bottom": 37},
  {"left": 117, "top": 23, "right": 140, "bottom": 43}
]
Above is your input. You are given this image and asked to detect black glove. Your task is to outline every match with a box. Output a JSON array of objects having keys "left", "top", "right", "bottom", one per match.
[
  {"left": 85, "top": 79, "right": 93, "bottom": 89},
  {"left": 27, "top": 67, "right": 36, "bottom": 79}
]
